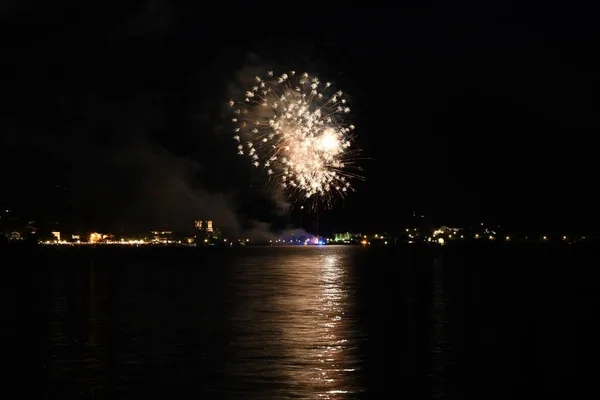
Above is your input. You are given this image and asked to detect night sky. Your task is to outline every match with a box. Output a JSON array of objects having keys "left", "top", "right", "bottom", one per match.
[{"left": 1, "top": 2, "right": 598, "bottom": 235}]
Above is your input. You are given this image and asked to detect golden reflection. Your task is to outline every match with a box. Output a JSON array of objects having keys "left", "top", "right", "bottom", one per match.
[
  {"left": 274, "top": 248, "right": 359, "bottom": 398},
  {"left": 315, "top": 255, "right": 348, "bottom": 391}
]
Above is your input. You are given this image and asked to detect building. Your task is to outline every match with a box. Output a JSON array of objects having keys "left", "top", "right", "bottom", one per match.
[
  {"left": 431, "top": 226, "right": 462, "bottom": 241},
  {"left": 195, "top": 220, "right": 216, "bottom": 235},
  {"left": 334, "top": 232, "right": 352, "bottom": 242},
  {"left": 333, "top": 232, "right": 362, "bottom": 243},
  {"left": 89, "top": 232, "right": 102, "bottom": 243},
  {"left": 194, "top": 219, "right": 221, "bottom": 244},
  {"left": 195, "top": 220, "right": 214, "bottom": 232},
  {"left": 151, "top": 231, "right": 173, "bottom": 244}
]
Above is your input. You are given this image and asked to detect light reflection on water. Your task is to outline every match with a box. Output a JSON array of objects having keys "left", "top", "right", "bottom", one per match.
[
  {"left": 7, "top": 243, "right": 586, "bottom": 397},
  {"left": 227, "top": 247, "right": 363, "bottom": 398},
  {"left": 43, "top": 246, "right": 365, "bottom": 398}
]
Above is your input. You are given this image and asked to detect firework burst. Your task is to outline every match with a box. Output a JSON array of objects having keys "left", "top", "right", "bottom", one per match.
[{"left": 229, "top": 70, "right": 362, "bottom": 208}]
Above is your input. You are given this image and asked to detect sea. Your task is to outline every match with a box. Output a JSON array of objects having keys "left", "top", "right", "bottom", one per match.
[{"left": 1, "top": 243, "right": 596, "bottom": 398}]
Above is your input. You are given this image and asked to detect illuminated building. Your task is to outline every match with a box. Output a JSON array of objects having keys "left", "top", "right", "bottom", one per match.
[
  {"left": 89, "top": 232, "right": 102, "bottom": 243},
  {"left": 51, "top": 231, "right": 60, "bottom": 241},
  {"left": 194, "top": 219, "right": 217, "bottom": 243},
  {"left": 334, "top": 232, "right": 352, "bottom": 242},
  {"left": 432, "top": 226, "right": 462, "bottom": 241},
  {"left": 151, "top": 231, "right": 173, "bottom": 244},
  {"left": 333, "top": 232, "right": 362, "bottom": 243},
  {"left": 194, "top": 220, "right": 213, "bottom": 233}
]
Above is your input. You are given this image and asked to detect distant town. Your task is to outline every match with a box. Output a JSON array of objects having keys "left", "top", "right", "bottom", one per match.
[{"left": 1, "top": 208, "right": 597, "bottom": 247}]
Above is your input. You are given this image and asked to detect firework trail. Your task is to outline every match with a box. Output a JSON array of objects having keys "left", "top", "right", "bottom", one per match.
[{"left": 229, "top": 70, "right": 362, "bottom": 207}]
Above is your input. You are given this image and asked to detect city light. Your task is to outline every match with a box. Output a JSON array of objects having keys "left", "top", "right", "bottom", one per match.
[{"left": 4, "top": 218, "right": 592, "bottom": 248}]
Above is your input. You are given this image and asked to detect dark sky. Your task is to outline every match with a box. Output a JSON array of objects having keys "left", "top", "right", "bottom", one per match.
[{"left": 1, "top": 2, "right": 598, "bottom": 234}]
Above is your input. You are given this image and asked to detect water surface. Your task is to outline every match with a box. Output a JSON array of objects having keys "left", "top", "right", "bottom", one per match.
[{"left": 2, "top": 244, "right": 592, "bottom": 398}]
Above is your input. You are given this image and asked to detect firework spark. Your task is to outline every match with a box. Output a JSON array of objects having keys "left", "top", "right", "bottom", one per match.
[{"left": 229, "top": 70, "right": 362, "bottom": 207}]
